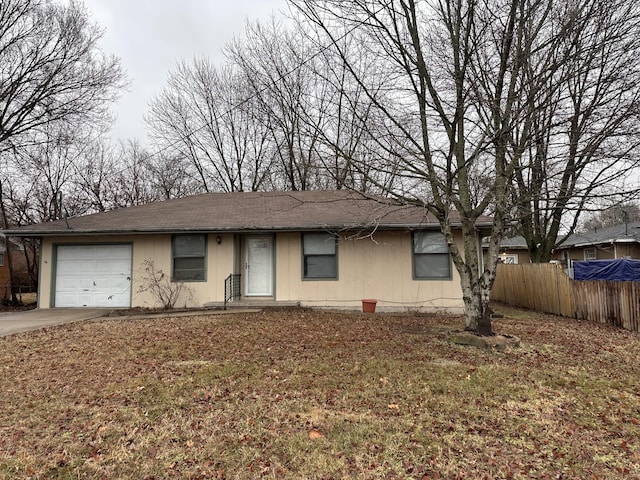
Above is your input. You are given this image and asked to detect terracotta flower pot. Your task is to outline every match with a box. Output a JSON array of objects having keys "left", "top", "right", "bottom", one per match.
[{"left": 362, "top": 299, "right": 377, "bottom": 313}]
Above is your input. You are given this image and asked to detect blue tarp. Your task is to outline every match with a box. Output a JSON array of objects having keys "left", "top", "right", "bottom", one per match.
[{"left": 573, "top": 259, "right": 640, "bottom": 281}]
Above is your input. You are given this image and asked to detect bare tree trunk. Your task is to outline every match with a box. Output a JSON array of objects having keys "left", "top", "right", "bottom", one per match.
[
  {"left": 510, "top": 0, "right": 640, "bottom": 261},
  {"left": 290, "top": 0, "right": 544, "bottom": 334}
]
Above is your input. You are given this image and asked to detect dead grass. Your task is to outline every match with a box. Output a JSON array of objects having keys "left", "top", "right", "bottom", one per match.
[
  {"left": 0, "top": 307, "right": 639, "bottom": 479},
  {"left": 0, "top": 292, "right": 36, "bottom": 311}
]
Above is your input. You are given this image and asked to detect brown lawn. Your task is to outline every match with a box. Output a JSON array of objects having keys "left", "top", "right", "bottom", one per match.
[{"left": 0, "top": 307, "right": 639, "bottom": 479}]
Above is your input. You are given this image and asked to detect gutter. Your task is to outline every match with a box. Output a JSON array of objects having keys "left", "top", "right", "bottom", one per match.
[
  {"left": 5, "top": 217, "right": 496, "bottom": 235},
  {"left": 572, "top": 238, "right": 639, "bottom": 247},
  {"left": 3, "top": 222, "right": 495, "bottom": 237},
  {"left": 2, "top": 224, "right": 433, "bottom": 237}
]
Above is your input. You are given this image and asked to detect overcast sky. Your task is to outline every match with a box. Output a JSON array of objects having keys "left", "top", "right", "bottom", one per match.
[{"left": 84, "top": 0, "right": 290, "bottom": 143}]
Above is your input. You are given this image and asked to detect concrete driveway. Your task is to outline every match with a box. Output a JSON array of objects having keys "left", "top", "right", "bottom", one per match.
[{"left": 0, "top": 309, "right": 107, "bottom": 337}]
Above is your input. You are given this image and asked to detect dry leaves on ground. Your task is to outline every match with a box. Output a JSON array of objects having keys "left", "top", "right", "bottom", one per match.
[{"left": 0, "top": 306, "right": 639, "bottom": 479}]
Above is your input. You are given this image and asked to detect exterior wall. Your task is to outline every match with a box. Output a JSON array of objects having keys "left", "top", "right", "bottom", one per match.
[
  {"left": 38, "top": 230, "right": 468, "bottom": 312},
  {"left": 38, "top": 234, "right": 234, "bottom": 309},
  {"left": 613, "top": 243, "right": 640, "bottom": 259},
  {"left": 483, "top": 248, "right": 529, "bottom": 266},
  {"left": 497, "top": 249, "right": 527, "bottom": 264},
  {"left": 0, "top": 242, "right": 30, "bottom": 299},
  {"left": 557, "top": 243, "right": 640, "bottom": 264},
  {"left": 275, "top": 230, "right": 465, "bottom": 313},
  {"left": 0, "top": 246, "right": 8, "bottom": 299}
]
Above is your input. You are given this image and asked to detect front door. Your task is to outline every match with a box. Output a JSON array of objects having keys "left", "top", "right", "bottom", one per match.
[{"left": 245, "top": 236, "right": 273, "bottom": 296}]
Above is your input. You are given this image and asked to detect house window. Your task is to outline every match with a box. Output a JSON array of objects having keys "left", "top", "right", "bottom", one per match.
[
  {"left": 173, "top": 234, "right": 206, "bottom": 281},
  {"left": 584, "top": 248, "right": 597, "bottom": 261},
  {"left": 303, "top": 232, "right": 337, "bottom": 279},
  {"left": 0, "top": 252, "right": 4, "bottom": 267},
  {"left": 498, "top": 254, "right": 518, "bottom": 264},
  {"left": 413, "top": 231, "right": 451, "bottom": 279}
]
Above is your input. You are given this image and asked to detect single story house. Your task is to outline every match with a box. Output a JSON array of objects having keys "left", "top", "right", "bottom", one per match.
[
  {"left": 489, "top": 222, "right": 640, "bottom": 266},
  {"left": 0, "top": 234, "right": 30, "bottom": 300},
  {"left": 3, "top": 190, "right": 491, "bottom": 312},
  {"left": 0, "top": 234, "right": 9, "bottom": 299},
  {"left": 494, "top": 235, "right": 528, "bottom": 264},
  {"left": 554, "top": 222, "right": 640, "bottom": 265}
]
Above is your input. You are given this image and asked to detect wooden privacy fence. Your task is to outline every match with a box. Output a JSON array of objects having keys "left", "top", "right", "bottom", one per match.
[{"left": 492, "top": 263, "right": 640, "bottom": 333}]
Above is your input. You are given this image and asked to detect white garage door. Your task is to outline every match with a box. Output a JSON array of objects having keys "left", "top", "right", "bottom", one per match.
[{"left": 55, "top": 245, "right": 132, "bottom": 307}]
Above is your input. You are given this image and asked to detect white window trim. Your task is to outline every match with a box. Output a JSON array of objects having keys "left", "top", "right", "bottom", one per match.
[{"left": 498, "top": 254, "right": 518, "bottom": 264}]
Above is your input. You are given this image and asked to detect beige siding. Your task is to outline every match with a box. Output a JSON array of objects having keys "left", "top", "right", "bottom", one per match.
[
  {"left": 275, "top": 231, "right": 465, "bottom": 312},
  {"left": 39, "top": 239, "right": 54, "bottom": 308},
  {"left": 39, "top": 234, "right": 234, "bottom": 309},
  {"left": 39, "top": 230, "right": 466, "bottom": 312}
]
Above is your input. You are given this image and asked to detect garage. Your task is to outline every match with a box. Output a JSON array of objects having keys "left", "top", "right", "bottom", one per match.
[{"left": 54, "top": 245, "right": 132, "bottom": 307}]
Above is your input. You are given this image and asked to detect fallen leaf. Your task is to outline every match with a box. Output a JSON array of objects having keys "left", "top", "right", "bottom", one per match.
[{"left": 308, "top": 428, "right": 324, "bottom": 439}]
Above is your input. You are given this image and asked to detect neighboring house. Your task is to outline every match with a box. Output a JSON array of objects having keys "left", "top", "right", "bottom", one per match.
[
  {"left": 554, "top": 222, "right": 640, "bottom": 266},
  {"left": 494, "top": 236, "right": 529, "bottom": 264},
  {"left": 481, "top": 235, "right": 530, "bottom": 264},
  {"left": 3, "top": 190, "right": 492, "bottom": 312},
  {"left": 491, "top": 221, "right": 640, "bottom": 267},
  {"left": 0, "top": 234, "right": 8, "bottom": 299},
  {"left": 0, "top": 234, "right": 30, "bottom": 300}
]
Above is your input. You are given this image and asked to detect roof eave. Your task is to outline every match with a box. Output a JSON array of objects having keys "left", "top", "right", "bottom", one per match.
[
  {"left": 3, "top": 218, "right": 494, "bottom": 237},
  {"left": 570, "top": 237, "right": 640, "bottom": 247},
  {"left": 3, "top": 223, "right": 446, "bottom": 237}
]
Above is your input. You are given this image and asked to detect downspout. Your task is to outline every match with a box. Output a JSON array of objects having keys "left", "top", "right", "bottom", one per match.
[{"left": 477, "top": 233, "right": 484, "bottom": 272}]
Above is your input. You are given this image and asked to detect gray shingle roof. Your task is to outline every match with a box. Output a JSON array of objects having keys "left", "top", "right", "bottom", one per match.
[
  {"left": 497, "top": 235, "right": 528, "bottom": 249},
  {"left": 558, "top": 221, "right": 640, "bottom": 248},
  {"left": 4, "top": 190, "right": 493, "bottom": 236},
  {"left": 495, "top": 222, "right": 640, "bottom": 252}
]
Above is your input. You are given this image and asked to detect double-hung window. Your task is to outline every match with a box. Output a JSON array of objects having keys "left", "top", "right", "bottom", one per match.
[
  {"left": 413, "top": 231, "right": 451, "bottom": 279},
  {"left": 303, "top": 232, "right": 337, "bottom": 279},
  {"left": 173, "top": 234, "right": 206, "bottom": 281}
]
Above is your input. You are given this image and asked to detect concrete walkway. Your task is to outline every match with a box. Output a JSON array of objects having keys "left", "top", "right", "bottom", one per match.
[
  {"left": 0, "top": 308, "right": 263, "bottom": 338},
  {"left": 0, "top": 309, "right": 107, "bottom": 337}
]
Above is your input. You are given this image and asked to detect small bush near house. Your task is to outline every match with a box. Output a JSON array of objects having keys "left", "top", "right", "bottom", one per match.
[
  {"left": 136, "top": 258, "right": 193, "bottom": 310},
  {"left": 0, "top": 307, "right": 638, "bottom": 479}
]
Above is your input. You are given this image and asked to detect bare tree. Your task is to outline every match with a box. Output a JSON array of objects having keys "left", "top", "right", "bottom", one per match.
[
  {"left": 77, "top": 140, "right": 162, "bottom": 211},
  {"left": 71, "top": 138, "right": 200, "bottom": 213},
  {"left": 0, "top": 0, "right": 124, "bottom": 152},
  {"left": 148, "top": 18, "right": 394, "bottom": 195},
  {"left": 227, "top": 19, "right": 327, "bottom": 191},
  {"left": 290, "top": 0, "right": 580, "bottom": 334},
  {"left": 147, "top": 58, "right": 274, "bottom": 193},
  {"left": 74, "top": 138, "right": 120, "bottom": 213},
  {"left": 580, "top": 203, "right": 640, "bottom": 232},
  {"left": 305, "top": 34, "right": 401, "bottom": 193},
  {"left": 146, "top": 152, "right": 203, "bottom": 200},
  {"left": 510, "top": 0, "right": 640, "bottom": 262},
  {"left": 0, "top": 0, "right": 125, "bottom": 303},
  {"left": 6, "top": 122, "right": 107, "bottom": 226}
]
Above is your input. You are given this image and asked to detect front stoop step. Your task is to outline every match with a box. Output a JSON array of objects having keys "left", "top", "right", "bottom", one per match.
[{"left": 204, "top": 300, "right": 300, "bottom": 310}]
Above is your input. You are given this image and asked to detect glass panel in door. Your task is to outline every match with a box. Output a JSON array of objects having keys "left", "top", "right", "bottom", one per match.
[{"left": 245, "top": 237, "right": 273, "bottom": 296}]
